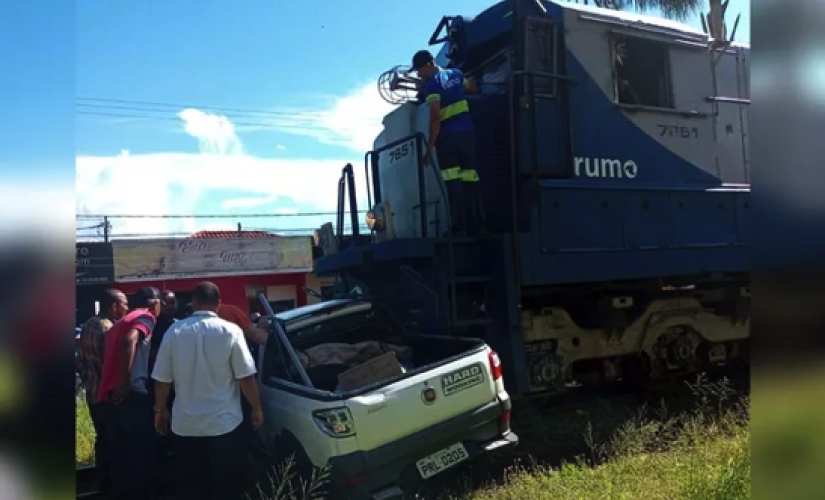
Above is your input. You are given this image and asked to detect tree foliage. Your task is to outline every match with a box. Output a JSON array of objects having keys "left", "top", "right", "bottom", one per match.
[{"left": 572, "top": 0, "right": 705, "bottom": 22}]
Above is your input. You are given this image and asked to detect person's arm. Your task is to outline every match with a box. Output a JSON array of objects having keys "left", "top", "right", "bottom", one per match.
[
  {"left": 239, "top": 377, "right": 262, "bottom": 416},
  {"left": 154, "top": 381, "right": 171, "bottom": 409},
  {"left": 229, "top": 306, "right": 268, "bottom": 345},
  {"left": 117, "top": 328, "right": 140, "bottom": 393},
  {"left": 424, "top": 79, "right": 442, "bottom": 151},
  {"left": 230, "top": 328, "right": 262, "bottom": 426},
  {"left": 151, "top": 325, "right": 174, "bottom": 409},
  {"left": 244, "top": 324, "right": 268, "bottom": 345}
]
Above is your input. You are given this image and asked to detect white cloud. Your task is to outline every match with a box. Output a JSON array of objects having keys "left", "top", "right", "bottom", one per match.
[
  {"left": 76, "top": 88, "right": 383, "bottom": 239},
  {"left": 177, "top": 108, "right": 244, "bottom": 155},
  {"left": 271, "top": 81, "right": 398, "bottom": 153}
]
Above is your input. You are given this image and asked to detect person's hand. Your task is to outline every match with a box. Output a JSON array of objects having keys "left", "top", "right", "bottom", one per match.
[
  {"left": 154, "top": 408, "right": 171, "bottom": 436},
  {"left": 111, "top": 384, "right": 129, "bottom": 404},
  {"left": 250, "top": 407, "right": 264, "bottom": 431},
  {"left": 423, "top": 146, "right": 434, "bottom": 166}
]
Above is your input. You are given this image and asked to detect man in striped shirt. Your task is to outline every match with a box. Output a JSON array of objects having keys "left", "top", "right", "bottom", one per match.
[{"left": 76, "top": 288, "right": 129, "bottom": 497}]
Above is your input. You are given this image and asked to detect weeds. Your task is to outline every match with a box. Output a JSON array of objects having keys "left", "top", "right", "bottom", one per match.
[{"left": 245, "top": 454, "right": 331, "bottom": 500}]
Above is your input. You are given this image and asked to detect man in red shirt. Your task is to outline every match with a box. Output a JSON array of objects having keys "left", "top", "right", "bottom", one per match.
[
  {"left": 98, "top": 287, "right": 162, "bottom": 500},
  {"left": 216, "top": 302, "right": 269, "bottom": 345}
]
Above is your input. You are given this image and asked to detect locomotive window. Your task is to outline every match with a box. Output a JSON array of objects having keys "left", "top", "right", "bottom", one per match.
[{"left": 612, "top": 35, "right": 674, "bottom": 109}]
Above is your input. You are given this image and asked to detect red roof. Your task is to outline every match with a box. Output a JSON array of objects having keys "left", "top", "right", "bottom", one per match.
[{"left": 190, "top": 230, "right": 278, "bottom": 238}]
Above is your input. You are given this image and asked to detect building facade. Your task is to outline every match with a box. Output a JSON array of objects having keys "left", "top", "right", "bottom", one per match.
[{"left": 76, "top": 231, "right": 332, "bottom": 324}]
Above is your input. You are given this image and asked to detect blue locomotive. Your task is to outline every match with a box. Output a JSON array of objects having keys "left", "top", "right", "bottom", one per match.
[{"left": 313, "top": 0, "right": 750, "bottom": 396}]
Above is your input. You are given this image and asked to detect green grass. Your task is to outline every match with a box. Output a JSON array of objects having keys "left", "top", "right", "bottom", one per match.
[
  {"left": 450, "top": 395, "right": 750, "bottom": 499},
  {"left": 459, "top": 435, "right": 748, "bottom": 499},
  {"left": 76, "top": 402, "right": 95, "bottom": 467},
  {"left": 430, "top": 374, "right": 751, "bottom": 500}
]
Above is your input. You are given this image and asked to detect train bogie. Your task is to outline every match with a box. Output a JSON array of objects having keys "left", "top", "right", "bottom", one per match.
[{"left": 520, "top": 287, "right": 750, "bottom": 394}]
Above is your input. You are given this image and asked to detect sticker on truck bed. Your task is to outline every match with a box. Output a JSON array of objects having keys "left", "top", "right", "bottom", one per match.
[{"left": 441, "top": 363, "right": 485, "bottom": 397}]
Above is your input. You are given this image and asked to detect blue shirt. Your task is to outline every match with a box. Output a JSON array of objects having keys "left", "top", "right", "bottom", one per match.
[{"left": 423, "top": 68, "right": 474, "bottom": 137}]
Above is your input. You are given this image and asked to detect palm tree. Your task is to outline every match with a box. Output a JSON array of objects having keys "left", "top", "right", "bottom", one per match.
[{"left": 571, "top": 0, "right": 704, "bottom": 22}]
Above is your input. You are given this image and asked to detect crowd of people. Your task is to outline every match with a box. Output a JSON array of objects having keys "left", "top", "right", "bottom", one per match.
[{"left": 76, "top": 282, "right": 272, "bottom": 500}]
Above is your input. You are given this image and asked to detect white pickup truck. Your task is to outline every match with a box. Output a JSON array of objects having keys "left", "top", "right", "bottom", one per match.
[{"left": 253, "top": 298, "right": 518, "bottom": 499}]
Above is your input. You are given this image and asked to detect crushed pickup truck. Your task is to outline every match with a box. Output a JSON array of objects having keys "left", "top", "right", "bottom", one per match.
[{"left": 253, "top": 298, "right": 518, "bottom": 500}]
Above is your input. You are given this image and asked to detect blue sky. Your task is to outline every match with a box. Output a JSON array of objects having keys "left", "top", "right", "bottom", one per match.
[{"left": 1, "top": 0, "right": 751, "bottom": 239}]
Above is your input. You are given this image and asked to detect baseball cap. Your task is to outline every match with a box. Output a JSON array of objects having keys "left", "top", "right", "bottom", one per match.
[
  {"left": 411, "top": 50, "right": 435, "bottom": 72},
  {"left": 133, "top": 286, "right": 161, "bottom": 308}
]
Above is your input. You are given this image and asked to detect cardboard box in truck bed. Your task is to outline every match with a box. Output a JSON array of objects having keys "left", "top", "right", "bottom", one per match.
[{"left": 338, "top": 351, "right": 404, "bottom": 392}]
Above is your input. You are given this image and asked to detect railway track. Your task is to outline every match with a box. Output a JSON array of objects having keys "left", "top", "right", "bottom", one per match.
[{"left": 76, "top": 366, "right": 749, "bottom": 499}]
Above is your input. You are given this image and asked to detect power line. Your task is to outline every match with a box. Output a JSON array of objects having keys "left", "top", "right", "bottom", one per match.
[
  {"left": 76, "top": 97, "right": 317, "bottom": 119},
  {"left": 76, "top": 110, "right": 341, "bottom": 133},
  {"left": 76, "top": 227, "right": 370, "bottom": 238},
  {"left": 76, "top": 212, "right": 365, "bottom": 219},
  {"left": 75, "top": 98, "right": 381, "bottom": 125},
  {"left": 85, "top": 229, "right": 351, "bottom": 237}
]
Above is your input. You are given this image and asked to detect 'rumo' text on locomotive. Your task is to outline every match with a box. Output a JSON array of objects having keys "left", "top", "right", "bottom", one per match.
[{"left": 573, "top": 157, "right": 639, "bottom": 179}]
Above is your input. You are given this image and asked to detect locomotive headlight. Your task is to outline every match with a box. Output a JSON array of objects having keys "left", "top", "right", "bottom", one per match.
[
  {"left": 366, "top": 204, "right": 386, "bottom": 232},
  {"left": 365, "top": 210, "right": 377, "bottom": 230}
]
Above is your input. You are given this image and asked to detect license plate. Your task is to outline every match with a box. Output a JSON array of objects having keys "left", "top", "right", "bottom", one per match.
[{"left": 415, "top": 443, "right": 470, "bottom": 479}]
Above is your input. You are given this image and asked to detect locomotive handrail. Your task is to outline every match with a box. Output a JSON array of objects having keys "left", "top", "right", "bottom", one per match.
[
  {"left": 706, "top": 96, "right": 751, "bottom": 105},
  {"left": 364, "top": 150, "right": 376, "bottom": 209},
  {"left": 428, "top": 16, "right": 456, "bottom": 46},
  {"left": 336, "top": 164, "right": 361, "bottom": 247}
]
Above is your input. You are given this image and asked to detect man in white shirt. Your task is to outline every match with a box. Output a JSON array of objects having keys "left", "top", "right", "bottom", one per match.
[{"left": 151, "top": 281, "right": 263, "bottom": 500}]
